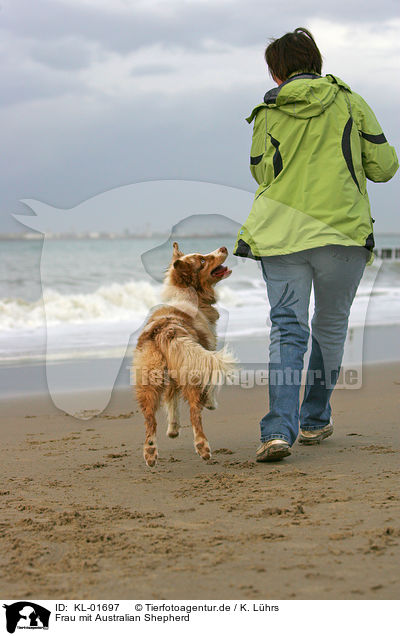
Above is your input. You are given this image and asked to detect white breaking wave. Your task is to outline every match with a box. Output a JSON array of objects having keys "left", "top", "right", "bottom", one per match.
[
  {"left": 1, "top": 276, "right": 400, "bottom": 334},
  {"left": 0, "top": 280, "right": 161, "bottom": 330},
  {"left": 0, "top": 280, "right": 246, "bottom": 331}
]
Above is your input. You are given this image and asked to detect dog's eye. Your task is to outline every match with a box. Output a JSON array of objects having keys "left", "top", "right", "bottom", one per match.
[{"left": 200, "top": 258, "right": 205, "bottom": 266}]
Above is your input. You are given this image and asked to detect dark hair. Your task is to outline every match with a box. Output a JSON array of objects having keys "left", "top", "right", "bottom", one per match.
[{"left": 264, "top": 27, "right": 322, "bottom": 81}]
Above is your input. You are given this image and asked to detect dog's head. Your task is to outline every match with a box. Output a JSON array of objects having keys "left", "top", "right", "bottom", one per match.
[{"left": 169, "top": 242, "right": 232, "bottom": 290}]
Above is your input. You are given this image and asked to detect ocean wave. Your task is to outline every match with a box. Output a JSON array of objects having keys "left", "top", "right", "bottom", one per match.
[
  {"left": 1, "top": 277, "right": 399, "bottom": 332},
  {"left": 0, "top": 280, "right": 161, "bottom": 330},
  {"left": 0, "top": 280, "right": 247, "bottom": 331}
]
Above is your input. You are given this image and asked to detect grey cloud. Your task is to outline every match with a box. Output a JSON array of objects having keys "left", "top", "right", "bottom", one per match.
[
  {"left": 130, "top": 63, "right": 176, "bottom": 76},
  {"left": 2, "top": 0, "right": 399, "bottom": 56},
  {"left": 0, "top": 65, "right": 84, "bottom": 107},
  {"left": 29, "top": 38, "right": 94, "bottom": 71},
  {"left": 1, "top": 0, "right": 235, "bottom": 53}
]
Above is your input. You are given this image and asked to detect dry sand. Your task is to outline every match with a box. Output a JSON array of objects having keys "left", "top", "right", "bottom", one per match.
[{"left": 0, "top": 362, "right": 399, "bottom": 600}]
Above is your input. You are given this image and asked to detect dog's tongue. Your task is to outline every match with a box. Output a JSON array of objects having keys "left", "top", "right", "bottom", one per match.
[{"left": 212, "top": 265, "right": 229, "bottom": 278}]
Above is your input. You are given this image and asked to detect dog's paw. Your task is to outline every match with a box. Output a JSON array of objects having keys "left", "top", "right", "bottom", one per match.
[
  {"left": 195, "top": 439, "right": 211, "bottom": 461},
  {"left": 205, "top": 402, "right": 217, "bottom": 410},
  {"left": 144, "top": 445, "right": 158, "bottom": 467},
  {"left": 167, "top": 422, "right": 180, "bottom": 438}
]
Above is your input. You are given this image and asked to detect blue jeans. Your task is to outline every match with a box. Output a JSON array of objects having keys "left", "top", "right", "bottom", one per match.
[{"left": 259, "top": 245, "right": 368, "bottom": 446}]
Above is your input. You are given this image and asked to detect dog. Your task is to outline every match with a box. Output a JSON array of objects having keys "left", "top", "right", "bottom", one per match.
[{"left": 133, "top": 242, "right": 236, "bottom": 467}]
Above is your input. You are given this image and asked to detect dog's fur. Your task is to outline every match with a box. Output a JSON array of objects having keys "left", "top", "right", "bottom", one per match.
[{"left": 133, "top": 242, "right": 236, "bottom": 467}]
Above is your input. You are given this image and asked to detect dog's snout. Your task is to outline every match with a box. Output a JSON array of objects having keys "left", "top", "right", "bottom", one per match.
[{"left": 219, "top": 246, "right": 228, "bottom": 254}]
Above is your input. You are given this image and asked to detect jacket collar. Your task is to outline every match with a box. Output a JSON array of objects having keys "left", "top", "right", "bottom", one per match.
[{"left": 264, "top": 72, "right": 320, "bottom": 104}]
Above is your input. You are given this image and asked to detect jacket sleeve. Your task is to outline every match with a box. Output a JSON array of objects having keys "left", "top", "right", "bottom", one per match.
[
  {"left": 351, "top": 93, "right": 399, "bottom": 182},
  {"left": 248, "top": 108, "right": 267, "bottom": 185}
]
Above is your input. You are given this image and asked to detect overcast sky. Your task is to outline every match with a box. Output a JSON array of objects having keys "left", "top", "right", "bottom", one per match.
[{"left": 1, "top": 0, "right": 399, "bottom": 234}]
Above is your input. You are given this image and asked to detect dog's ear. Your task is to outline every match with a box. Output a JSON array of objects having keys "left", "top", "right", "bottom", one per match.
[
  {"left": 173, "top": 258, "right": 192, "bottom": 285},
  {"left": 173, "top": 258, "right": 188, "bottom": 272},
  {"left": 172, "top": 241, "right": 184, "bottom": 260}
]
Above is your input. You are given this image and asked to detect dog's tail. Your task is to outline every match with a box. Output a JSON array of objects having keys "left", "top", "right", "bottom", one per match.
[{"left": 157, "top": 327, "right": 237, "bottom": 389}]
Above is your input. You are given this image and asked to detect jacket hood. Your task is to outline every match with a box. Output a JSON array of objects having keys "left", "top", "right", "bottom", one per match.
[{"left": 247, "top": 74, "right": 352, "bottom": 122}]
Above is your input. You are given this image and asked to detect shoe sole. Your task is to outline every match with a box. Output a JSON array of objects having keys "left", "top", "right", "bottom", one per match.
[
  {"left": 298, "top": 428, "right": 333, "bottom": 445},
  {"left": 256, "top": 445, "right": 291, "bottom": 462}
]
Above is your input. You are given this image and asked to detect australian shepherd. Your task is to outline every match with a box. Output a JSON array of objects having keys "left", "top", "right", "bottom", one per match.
[{"left": 133, "top": 242, "right": 236, "bottom": 467}]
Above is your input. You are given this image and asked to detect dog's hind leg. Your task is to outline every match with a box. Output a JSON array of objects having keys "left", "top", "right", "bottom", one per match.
[
  {"left": 164, "top": 382, "right": 180, "bottom": 438},
  {"left": 184, "top": 386, "right": 211, "bottom": 460},
  {"left": 136, "top": 383, "right": 163, "bottom": 467},
  {"left": 201, "top": 384, "right": 219, "bottom": 410}
]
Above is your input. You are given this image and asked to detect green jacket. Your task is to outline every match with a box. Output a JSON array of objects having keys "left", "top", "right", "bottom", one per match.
[{"left": 233, "top": 73, "right": 398, "bottom": 262}]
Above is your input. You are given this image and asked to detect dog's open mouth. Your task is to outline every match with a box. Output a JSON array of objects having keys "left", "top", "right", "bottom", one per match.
[{"left": 211, "top": 264, "right": 231, "bottom": 279}]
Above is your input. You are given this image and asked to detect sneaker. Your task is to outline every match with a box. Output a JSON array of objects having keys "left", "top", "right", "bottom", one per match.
[
  {"left": 256, "top": 439, "right": 291, "bottom": 462},
  {"left": 298, "top": 419, "right": 334, "bottom": 445}
]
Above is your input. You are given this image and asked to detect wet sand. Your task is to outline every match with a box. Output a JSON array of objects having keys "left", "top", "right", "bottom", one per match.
[{"left": 0, "top": 362, "right": 399, "bottom": 600}]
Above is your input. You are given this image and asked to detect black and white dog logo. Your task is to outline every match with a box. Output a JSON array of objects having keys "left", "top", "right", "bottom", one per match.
[{"left": 3, "top": 602, "right": 51, "bottom": 633}]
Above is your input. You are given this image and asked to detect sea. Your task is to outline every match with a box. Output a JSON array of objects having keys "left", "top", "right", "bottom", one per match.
[{"left": 1, "top": 233, "right": 400, "bottom": 366}]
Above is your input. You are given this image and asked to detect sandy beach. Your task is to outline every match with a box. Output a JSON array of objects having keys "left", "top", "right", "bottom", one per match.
[{"left": 0, "top": 361, "right": 399, "bottom": 600}]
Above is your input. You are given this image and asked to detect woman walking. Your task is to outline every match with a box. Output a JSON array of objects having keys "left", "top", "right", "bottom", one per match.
[{"left": 234, "top": 27, "right": 398, "bottom": 461}]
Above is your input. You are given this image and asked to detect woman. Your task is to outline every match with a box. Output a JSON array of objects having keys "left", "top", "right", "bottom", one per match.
[{"left": 234, "top": 27, "right": 398, "bottom": 461}]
